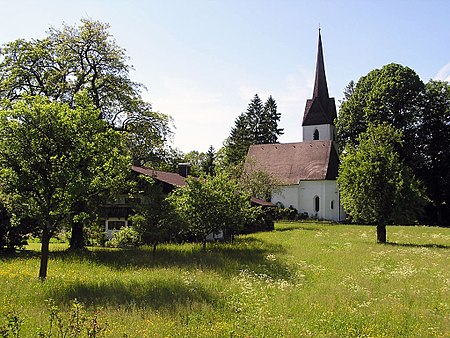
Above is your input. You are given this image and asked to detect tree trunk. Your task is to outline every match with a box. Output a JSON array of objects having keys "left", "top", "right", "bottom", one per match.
[
  {"left": 69, "top": 201, "right": 86, "bottom": 250},
  {"left": 39, "top": 229, "right": 51, "bottom": 280},
  {"left": 152, "top": 242, "right": 157, "bottom": 259},
  {"left": 377, "top": 223, "right": 387, "bottom": 243},
  {"left": 69, "top": 221, "right": 85, "bottom": 250}
]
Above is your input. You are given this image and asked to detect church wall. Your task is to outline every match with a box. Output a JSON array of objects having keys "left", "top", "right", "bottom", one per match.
[
  {"left": 303, "top": 124, "right": 336, "bottom": 141},
  {"left": 271, "top": 185, "right": 299, "bottom": 209},
  {"left": 272, "top": 180, "right": 345, "bottom": 222}
]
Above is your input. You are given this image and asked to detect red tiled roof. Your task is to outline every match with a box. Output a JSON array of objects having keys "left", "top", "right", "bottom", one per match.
[
  {"left": 245, "top": 141, "right": 339, "bottom": 185},
  {"left": 131, "top": 166, "right": 187, "bottom": 187},
  {"left": 250, "top": 197, "right": 275, "bottom": 207}
]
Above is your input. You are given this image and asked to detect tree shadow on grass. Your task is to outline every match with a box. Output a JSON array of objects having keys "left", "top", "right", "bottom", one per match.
[
  {"left": 57, "top": 237, "right": 294, "bottom": 281},
  {"left": 47, "top": 278, "right": 221, "bottom": 311},
  {"left": 275, "top": 224, "right": 323, "bottom": 232},
  {"left": 386, "top": 242, "right": 450, "bottom": 249},
  {"left": 2, "top": 237, "right": 298, "bottom": 310}
]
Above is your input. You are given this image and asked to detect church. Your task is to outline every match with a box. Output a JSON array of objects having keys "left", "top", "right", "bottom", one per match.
[{"left": 245, "top": 31, "right": 345, "bottom": 222}]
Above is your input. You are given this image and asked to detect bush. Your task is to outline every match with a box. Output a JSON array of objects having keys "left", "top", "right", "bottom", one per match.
[{"left": 105, "top": 226, "right": 141, "bottom": 248}]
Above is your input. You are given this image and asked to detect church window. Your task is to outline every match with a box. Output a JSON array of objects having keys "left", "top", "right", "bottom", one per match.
[
  {"left": 331, "top": 200, "right": 334, "bottom": 210},
  {"left": 314, "top": 196, "right": 320, "bottom": 212},
  {"left": 313, "top": 129, "right": 319, "bottom": 140}
]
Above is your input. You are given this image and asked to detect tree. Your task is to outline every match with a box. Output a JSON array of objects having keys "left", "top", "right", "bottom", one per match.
[
  {"left": 336, "top": 63, "right": 424, "bottom": 157},
  {"left": 128, "top": 175, "right": 185, "bottom": 257},
  {"left": 0, "top": 96, "right": 130, "bottom": 279},
  {"left": 260, "top": 96, "right": 283, "bottom": 144},
  {"left": 0, "top": 19, "right": 172, "bottom": 248},
  {"left": 338, "top": 80, "right": 355, "bottom": 105},
  {"left": 337, "top": 123, "right": 425, "bottom": 243},
  {"left": 240, "top": 159, "right": 281, "bottom": 201},
  {"left": 201, "top": 145, "right": 216, "bottom": 176},
  {"left": 182, "top": 150, "right": 206, "bottom": 176},
  {"left": 224, "top": 94, "right": 282, "bottom": 166},
  {"left": 168, "top": 173, "right": 254, "bottom": 248},
  {"left": 0, "top": 19, "right": 172, "bottom": 165},
  {"left": 415, "top": 80, "right": 450, "bottom": 224}
]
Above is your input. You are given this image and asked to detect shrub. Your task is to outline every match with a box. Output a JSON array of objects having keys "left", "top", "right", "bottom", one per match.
[{"left": 105, "top": 226, "right": 141, "bottom": 248}]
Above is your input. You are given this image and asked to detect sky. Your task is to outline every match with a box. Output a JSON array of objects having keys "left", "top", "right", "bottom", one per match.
[{"left": 1, "top": 0, "right": 450, "bottom": 153}]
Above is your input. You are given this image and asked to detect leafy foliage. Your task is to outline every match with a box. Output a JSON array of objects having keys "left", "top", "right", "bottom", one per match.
[
  {"left": 414, "top": 80, "right": 450, "bottom": 224},
  {"left": 337, "top": 123, "right": 426, "bottom": 242},
  {"left": 336, "top": 63, "right": 450, "bottom": 225},
  {"left": 0, "top": 96, "right": 130, "bottom": 278},
  {"left": 106, "top": 226, "right": 141, "bottom": 248},
  {"left": 168, "top": 173, "right": 255, "bottom": 245},
  {"left": 128, "top": 175, "right": 186, "bottom": 254},
  {"left": 0, "top": 18, "right": 172, "bottom": 166},
  {"left": 336, "top": 63, "right": 423, "bottom": 153}
]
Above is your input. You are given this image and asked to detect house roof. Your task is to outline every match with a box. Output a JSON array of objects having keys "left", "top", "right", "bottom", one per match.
[
  {"left": 302, "top": 30, "right": 337, "bottom": 126},
  {"left": 245, "top": 141, "right": 339, "bottom": 185},
  {"left": 250, "top": 197, "right": 275, "bottom": 207},
  {"left": 131, "top": 165, "right": 187, "bottom": 187}
]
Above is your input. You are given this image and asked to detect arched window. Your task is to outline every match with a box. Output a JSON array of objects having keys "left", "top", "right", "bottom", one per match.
[
  {"left": 331, "top": 200, "right": 334, "bottom": 210},
  {"left": 314, "top": 196, "right": 320, "bottom": 212},
  {"left": 313, "top": 129, "right": 319, "bottom": 140}
]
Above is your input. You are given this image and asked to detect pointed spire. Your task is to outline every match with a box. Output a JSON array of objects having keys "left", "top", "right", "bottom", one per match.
[
  {"left": 302, "top": 30, "right": 337, "bottom": 128},
  {"left": 312, "top": 29, "right": 329, "bottom": 100}
]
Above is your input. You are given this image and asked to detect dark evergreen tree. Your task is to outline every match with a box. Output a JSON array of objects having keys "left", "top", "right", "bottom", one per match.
[
  {"left": 224, "top": 112, "right": 253, "bottom": 165},
  {"left": 415, "top": 80, "right": 450, "bottom": 225},
  {"left": 261, "top": 96, "right": 283, "bottom": 144},
  {"left": 224, "top": 94, "right": 282, "bottom": 165},
  {"left": 202, "top": 145, "right": 216, "bottom": 176}
]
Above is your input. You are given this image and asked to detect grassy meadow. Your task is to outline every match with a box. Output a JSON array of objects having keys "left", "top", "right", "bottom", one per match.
[{"left": 0, "top": 222, "right": 449, "bottom": 337}]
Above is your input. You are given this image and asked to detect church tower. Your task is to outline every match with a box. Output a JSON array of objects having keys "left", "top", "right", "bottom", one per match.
[{"left": 302, "top": 30, "right": 337, "bottom": 142}]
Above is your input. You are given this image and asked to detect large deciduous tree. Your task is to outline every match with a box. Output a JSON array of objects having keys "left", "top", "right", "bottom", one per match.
[
  {"left": 0, "top": 96, "right": 130, "bottom": 279},
  {"left": 0, "top": 19, "right": 172, "bottom": 165},
  {"left": 336, "top": 63, "right": 424, "bottom": 158},
  {"left": 337, "top": 123, "right": 425, "bottom": 243},
  {"left": 0, "top": 19, "right": 172, "bottom": 248},
  {"left": 336, "top": 63, "right": 450, "bottom": 225}
]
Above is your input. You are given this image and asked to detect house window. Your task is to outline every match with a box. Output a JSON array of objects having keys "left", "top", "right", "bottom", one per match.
[
  {"left": 314, "top": 196, "right": 320, "bottom": 212},
  {"left": 331, "top": 200, "right": 334, "bottom": 210},
  {"left": 313, "top": 129, "right": 319, "bottom": 140},
  {"left": 107, "top": 220, "right": 126, "bottom": 230}
]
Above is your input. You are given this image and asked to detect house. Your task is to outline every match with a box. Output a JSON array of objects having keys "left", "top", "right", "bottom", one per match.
[
  {"left": 245, "top": 31, "right": 345, "bottom": 222},
  {"left": 102, "top": 164, "right": 190, "bottom": 239}
]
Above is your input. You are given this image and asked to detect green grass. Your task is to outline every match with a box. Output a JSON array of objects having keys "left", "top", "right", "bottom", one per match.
[{"left": 1, "top": 222, "right": 449, "bottom": 337}]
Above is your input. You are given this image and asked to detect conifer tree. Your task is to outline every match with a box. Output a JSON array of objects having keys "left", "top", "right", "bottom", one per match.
[{"left": 224, "top": 94, "right": 282, "bottom": 165}]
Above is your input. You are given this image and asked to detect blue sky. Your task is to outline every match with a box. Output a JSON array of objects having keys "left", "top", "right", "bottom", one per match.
[{"left": 1, "top": 0, "right": 450, "bottom": 153}]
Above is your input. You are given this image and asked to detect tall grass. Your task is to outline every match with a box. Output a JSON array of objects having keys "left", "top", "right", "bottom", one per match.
[{"left": 1, "top": 222, "right": 449, "bottom": 337}]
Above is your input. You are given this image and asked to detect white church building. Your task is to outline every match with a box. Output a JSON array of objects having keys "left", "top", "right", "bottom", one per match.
[{"left": 245, "top": 31, "right": 345, "bottom": 222}]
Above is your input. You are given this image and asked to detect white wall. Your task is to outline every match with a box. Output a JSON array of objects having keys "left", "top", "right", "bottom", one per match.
[
  {"left": 303, "top": 124, "right": 336, "bottom": 141},
  {"left": 272, "top": 180, "right": 345, "bottom": 222}
]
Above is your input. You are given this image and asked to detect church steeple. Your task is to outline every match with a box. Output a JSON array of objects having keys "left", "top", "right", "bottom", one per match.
[
  {"left": 302, "top": 30, "right": 337, "bottom": 141},
  {"left": 313, "top": 30, "right": 329, "bottom": 100}
]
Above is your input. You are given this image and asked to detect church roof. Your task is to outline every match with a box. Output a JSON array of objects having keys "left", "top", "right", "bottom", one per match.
[
  {"left": 245, "top": 141, "right": 339, "bottom": 185},
  {"left": 302, "top": 31, "right": 337, "bottom": 126}
]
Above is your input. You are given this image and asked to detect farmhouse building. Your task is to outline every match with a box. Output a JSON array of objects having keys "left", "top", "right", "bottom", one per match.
[
  {"left": 102, "top": 164, "right": 190, "bottom": 239},
  {"left": 245, "top": 31, "right": 345, "bottom": 222}
]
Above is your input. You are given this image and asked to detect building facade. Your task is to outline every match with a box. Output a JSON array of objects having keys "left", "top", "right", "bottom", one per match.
[{"left": 245, "top": 31, "right": 345, "bottom": 222}]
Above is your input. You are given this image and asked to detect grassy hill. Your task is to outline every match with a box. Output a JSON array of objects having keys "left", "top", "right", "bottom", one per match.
[{"left": 1, "top": 222, "right": 449, "bottom": 337}]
